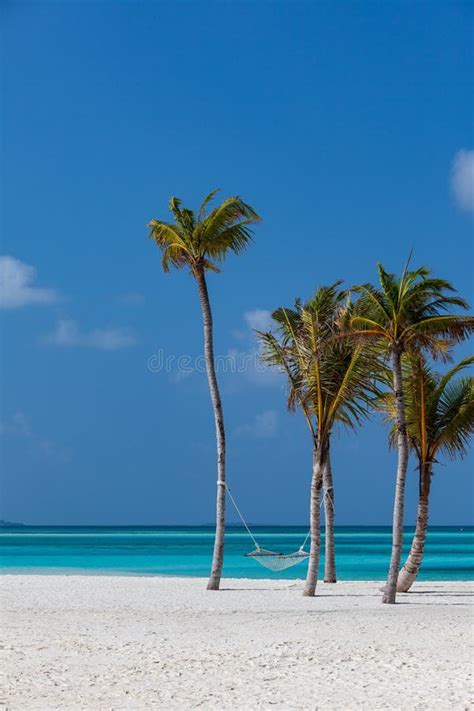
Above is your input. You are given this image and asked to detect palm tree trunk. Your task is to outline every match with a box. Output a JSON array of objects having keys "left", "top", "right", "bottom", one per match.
[
  {"left": 323, "top": 448, "right": 337, "bottom": 583},
  {"left": 382, "top": 346, "right": 410, "bottom": 604},
  {"left": 396, "top": 462, "right": 432, "bottom": 592},
  {"left": 195, "top": 268, "right": 226, "bottom": 591},
  {"left": 303, "top": 443, "right": 325, "bottom": 597}
]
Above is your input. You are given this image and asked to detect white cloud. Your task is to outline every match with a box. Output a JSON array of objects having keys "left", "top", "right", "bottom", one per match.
[
  {"left": 44, "top": 319, "right": 137, "bottom": 350},
  {"left": 225, "top": 308, "right": 280, "bottom": 387},
  {"left": 117, "top": 291, "right": 145, "bottom": 305},
  {"left": 0, "top": 411, "right": 71, "bottom": 461},
  {"left": 0, "top": 256, "right": 59, "bottom": 309},
  {"left": 0, "top": 411, "right": 31, "bottom": 437},
  {"left": 234, "top": 410, "right": 278, "bottom": 439},
  {"left": 451, "top": 149, "right": 474, "bottom": 212},
  {"left": 244, "top": 308, "right": 273, "bottom": 332},
  {"left": 169, "top": 367, "right": 194, "bottom": 384}
]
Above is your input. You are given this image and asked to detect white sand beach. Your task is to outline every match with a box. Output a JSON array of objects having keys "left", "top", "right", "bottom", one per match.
[{"left": 1, "top": 576, "right": 472, "bottom": 710}]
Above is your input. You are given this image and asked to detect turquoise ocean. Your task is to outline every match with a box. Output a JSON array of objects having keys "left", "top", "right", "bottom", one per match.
[{"left": 1, "top": 526, "right": 473, "bottom": 579}]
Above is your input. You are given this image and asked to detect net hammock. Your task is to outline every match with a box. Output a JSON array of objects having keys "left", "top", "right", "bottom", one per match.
[
  {"left": 222, "top": 480, "right": 312, "bottom": 572},
  {"left": 245, "top": 547, "right": 309, "bottom": 572}
]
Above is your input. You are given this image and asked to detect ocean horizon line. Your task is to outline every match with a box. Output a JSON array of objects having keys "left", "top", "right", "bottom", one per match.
[{"left": 1, "top": 523, "right": 473, "bottom": 529}]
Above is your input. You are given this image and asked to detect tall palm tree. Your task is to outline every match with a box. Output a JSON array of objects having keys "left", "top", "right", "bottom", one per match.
[
  {"left": 259, "top": 283, "right": 379, "bottom": 596},
  {"left": 148, "top": 190, "right": 260, "bottom": 590},
  {"left": 351, "top": 262, "right": 473, "bottom": 603},
  {"left": 378, "top": 354, "right": 474, "bottom": 592}
]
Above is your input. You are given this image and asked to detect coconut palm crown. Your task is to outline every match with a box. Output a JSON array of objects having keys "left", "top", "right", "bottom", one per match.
[
  {"left": 148, "top": 190, "right": 260, "bottom": 275},
  {"left": 350, "top": 262, "right": 473, "bottom": 358}
]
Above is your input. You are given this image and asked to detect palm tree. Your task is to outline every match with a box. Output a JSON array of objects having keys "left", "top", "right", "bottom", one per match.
[
  {"left": 259, "top": 284, "right": 379, "bottom": 596},
  {"left": 378, "top": 354, "right": 474, "bottom": 592},
  {"left": 351, "top": 262, "right": 473, "bottom": 603},
  {"left": 148, "top": 190, "right": 260, "bottom": 590}
]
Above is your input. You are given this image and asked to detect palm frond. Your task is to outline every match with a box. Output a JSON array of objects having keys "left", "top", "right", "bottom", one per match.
[
  {"left": 198, "top": 189, "right": 220, "bottom": 221},
  {"left": 147, "top": 220, "right": 192, "bottom": 272},
  {"left": 201, "top": 196, "right": 259, "bottom": 240},
  {"left": 352, "top": 283, "right": 392, "bottom": 323},
  {"left": 376, "top": 264, "right": 398, "bottom": 316},
  {"left": 404, "top": 315, "right": 474, "bottom": 345},
  {"left": 204, "top": 220, "right": 256, "bottom": 261},
  {"left": 436, "top": 356, "right": 474, "bottom": 394},
  {"left": 433, "top": 377, "right": 474, "bottom": 459}
]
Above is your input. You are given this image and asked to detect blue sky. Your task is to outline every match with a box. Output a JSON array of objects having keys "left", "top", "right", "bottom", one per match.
[{"left": 1, "top": 0, "right": 473, "bottom": 525}]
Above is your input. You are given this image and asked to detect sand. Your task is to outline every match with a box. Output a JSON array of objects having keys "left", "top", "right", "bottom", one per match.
[{"left": 0, "top": 576, "right": 472, "bottom": 710}]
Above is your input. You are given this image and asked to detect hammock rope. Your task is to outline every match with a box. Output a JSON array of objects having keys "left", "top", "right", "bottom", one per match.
[{"left": 220, "top": 480, "right": 260, "bottom": 550}]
